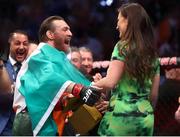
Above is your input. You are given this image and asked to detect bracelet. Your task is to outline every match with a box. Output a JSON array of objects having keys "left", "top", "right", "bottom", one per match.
[{"left": 0, "top": 63, "right": 4, "bottom": 69}]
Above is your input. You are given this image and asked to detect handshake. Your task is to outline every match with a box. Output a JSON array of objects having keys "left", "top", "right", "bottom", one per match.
[{"left": 72, "top": 84, "right": 101, "bottom": 106}]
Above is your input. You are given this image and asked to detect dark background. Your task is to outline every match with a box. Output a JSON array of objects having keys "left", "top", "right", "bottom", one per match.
[{"left": 0, "top": 0, "right": 179, "bottom": 60}]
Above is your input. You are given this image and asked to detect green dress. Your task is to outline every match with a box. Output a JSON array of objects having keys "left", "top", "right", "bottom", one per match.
[{"left": 98, "top": 41, "right": 160, "bottom": 136}]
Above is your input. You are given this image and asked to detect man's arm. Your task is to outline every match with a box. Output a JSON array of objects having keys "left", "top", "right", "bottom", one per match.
[
  {"left": 0, "top": 60, "right": 11, "bottom": 93},
  {"left": 65, "top": 83, "right": 101, "bottom": 106}
]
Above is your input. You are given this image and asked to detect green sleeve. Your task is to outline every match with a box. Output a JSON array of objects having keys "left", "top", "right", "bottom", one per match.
[
  {"left": 152, "top": 58, "right": 160, "bottom": 75},
  {"left": 111, "top": 41, "right": 126, "bottom": 61}
]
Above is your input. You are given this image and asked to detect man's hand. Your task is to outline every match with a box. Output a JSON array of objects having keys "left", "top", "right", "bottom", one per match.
[
  {"left": 175, "top": 105, "right": 180, "bottom": 123},
  {"left": 80, "top": 86, "right": 101, "bottom": 106},
  {"left": 72, "top": 84, "right": 101, "bottom": 106},
  {"left": 93, "top": 73, "right": 102, "bottom": 82}
]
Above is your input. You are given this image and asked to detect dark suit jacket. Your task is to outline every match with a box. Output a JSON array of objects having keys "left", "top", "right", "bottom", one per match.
[
  {"left": 4, "top": 60, "right": 17, "bottom": 83},
  {"left": 0, "top": 60, "right": 16, "bottom": 135}
]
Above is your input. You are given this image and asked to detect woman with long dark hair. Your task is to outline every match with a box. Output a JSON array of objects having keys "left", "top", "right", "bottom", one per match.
[{"left": 94, "top": 3, "right": 160, "bottom": 136}]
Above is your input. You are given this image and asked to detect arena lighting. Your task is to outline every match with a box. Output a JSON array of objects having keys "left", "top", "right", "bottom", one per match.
[
  {"left": 100, "top": 0, "right": 113, "bottom": 7},
  {"left": 106, "top": 0, "right": 113, "bottom": 6}
]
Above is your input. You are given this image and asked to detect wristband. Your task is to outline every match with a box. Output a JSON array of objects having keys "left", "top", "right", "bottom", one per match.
[{"left": 72, "top": 84, "right": 83, "bottom": 98}]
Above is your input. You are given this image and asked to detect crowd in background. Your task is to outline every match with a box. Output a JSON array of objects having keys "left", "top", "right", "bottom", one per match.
[{"left": 0, "top": 0, "right": 180, "bottom": 61}]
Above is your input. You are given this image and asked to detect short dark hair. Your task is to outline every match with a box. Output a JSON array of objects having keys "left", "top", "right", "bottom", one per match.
[
  {"left": 38, "top": 16, "right": 64, "bottom": 42},
  {"left": 79, "top": 47, "right": 92, "bottom": 54},
  {"left": 8, "top": 30, "right": 28, "bottom": 43}
]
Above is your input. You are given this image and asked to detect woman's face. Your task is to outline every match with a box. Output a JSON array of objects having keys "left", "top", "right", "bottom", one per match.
[{"left": 116, "top": 12, "right": 128, "bottom": 39}]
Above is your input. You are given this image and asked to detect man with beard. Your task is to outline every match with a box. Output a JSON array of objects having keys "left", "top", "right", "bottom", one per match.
[
  {"left": 13, "top": 16, "right": 100, "bottom": 136},
  {"left": 0, "top": 30, "right": 29, "bottom": 135}
]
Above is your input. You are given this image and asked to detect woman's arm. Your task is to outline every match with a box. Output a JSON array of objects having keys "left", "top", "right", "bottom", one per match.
[
  {"left": 94, "top": 60, "right": 125, "bottom": 91},
  {"left": 150, "top": 74, "right": 160, "bottom": 109}
]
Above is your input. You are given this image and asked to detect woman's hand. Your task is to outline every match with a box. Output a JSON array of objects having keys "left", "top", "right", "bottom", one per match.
[{"left": 95, "top": 100, "right": 109, "bottom": 114}]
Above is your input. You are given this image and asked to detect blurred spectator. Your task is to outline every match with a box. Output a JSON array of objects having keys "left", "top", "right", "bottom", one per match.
[
  {"left": 0, "top": 60, "right": 11, "bottom": 92},
  {"left": 27, "top": 42, "right": 38, "bottom": 57},
  {"left": 79, "top": 47, "right": 94, "bottom": 78},
  {"left": 1, "top": 0, "right": 179, "bottom": 60},
  {"left": 165, "top": 68, "right": 180, "bottom": 80},
  {"left": 0, "top": 59, "right": 13, "bottom": 134},
  {"left": 67, "top": 46, "right": 82, "bottom": 69},
  {"left": 6, "top": 30, "right": 29, "bottom": 82},
  {"left": 0, "top": 30, "right": 29, "bottom": 136}
]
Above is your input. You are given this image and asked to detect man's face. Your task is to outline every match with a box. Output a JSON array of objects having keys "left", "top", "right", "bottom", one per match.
[
  {"left": 70, "top": 51, "right": 82, "bottom": 69},
  {"left": 80, "top": 51, "right": 93, "bottom": 74},
  {"left": 9, "top": 33, "right": 29, "bottom": 62},
  {"left": 52, "top": 20, "right": 72, "bottom": 53},
  {"left": 27, "top": 43, "right": 38, "bottom": 57}
]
